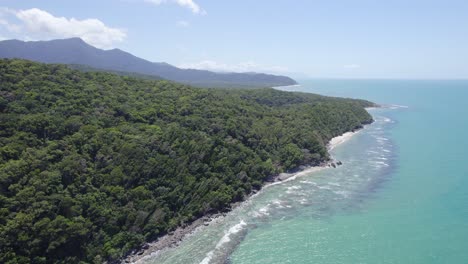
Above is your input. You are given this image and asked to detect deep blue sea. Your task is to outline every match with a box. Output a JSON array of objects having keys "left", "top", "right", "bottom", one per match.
[{"left": 138, "top": 79, "right": 468, "bottom": 264}]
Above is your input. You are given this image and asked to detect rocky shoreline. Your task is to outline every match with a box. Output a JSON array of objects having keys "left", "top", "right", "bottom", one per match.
[{"left": 122, "top": 129, "right": 361, "bottom": 264}]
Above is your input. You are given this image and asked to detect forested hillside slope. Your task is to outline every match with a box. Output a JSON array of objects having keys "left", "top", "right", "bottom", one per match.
[
  {"left": 0, "top": 38, "right": 297, "bottom": 88},
  {"left": 0, "top": 59, "right": 374, "bottom": 263}
]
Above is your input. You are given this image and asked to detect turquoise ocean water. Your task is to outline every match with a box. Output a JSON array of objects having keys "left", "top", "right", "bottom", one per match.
[{"left": 139, "top": 80, "right": 468, "bottom": 264}]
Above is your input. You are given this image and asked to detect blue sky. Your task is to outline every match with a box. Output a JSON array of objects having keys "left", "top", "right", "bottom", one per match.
[{"left": 0, "top": 0, "right": 467, "bottom": 79}]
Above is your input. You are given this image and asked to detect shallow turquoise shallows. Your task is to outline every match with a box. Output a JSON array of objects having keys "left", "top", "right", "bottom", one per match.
[{"left": 141, "top": 80, "right": 468, "bottom": 264}]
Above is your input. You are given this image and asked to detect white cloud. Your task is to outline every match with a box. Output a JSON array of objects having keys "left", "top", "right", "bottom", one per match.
[
  {"left": 0, "top": 8, "right": 126, "bottom": 49},
  {"left": 0, "top": 8, "right": 20, "bottom": 32},
  {"left": 145, "top": 0, "right": 206, "bottom": 14},
  {"left": 343, "top": 64, "right": 360, "bottom": 69},
  {"left": 176, "top": 20, "right": 190, "bottom": 27},
  {"left": 178, "top": 60, "right": 289, "bottom": 73},
  {"left": 0, "top": 19, "right": 20, "bottom": 33}
]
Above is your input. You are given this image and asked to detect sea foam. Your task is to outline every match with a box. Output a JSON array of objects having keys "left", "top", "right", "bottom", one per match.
[{"left": 199, "top": 220, "right": 247, "bottom": 264}]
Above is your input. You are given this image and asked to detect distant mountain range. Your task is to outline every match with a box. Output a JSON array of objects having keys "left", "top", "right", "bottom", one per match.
[{"left": 0, "top": 38, "right": 297, "bottom": 88}]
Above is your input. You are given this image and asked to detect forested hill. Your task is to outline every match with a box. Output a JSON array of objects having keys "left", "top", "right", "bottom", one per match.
[
  {"left": 0, "top": 59, "right": 374, "bottom": 263},
  {"left": 0, "top": 38, "right": 297, "bottom": 88}
]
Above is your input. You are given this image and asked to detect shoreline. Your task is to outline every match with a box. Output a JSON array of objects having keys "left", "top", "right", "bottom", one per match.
[
  {"left": 271, "top": 84, "right": 302, "bottom": 91},
  {"left": 327, "top": 131, "right": 358, "bottom": 151},
  {"left": 123, "top": 129, "right": 362, "bottom": 264}
]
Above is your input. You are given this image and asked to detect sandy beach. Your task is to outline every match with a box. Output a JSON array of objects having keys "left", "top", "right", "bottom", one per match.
[
  {"left": 124, "top": 129, "right": 361, "bottom": 264},
  {"left": 327, "top": 131, "right": 359, "bottom": 151}
]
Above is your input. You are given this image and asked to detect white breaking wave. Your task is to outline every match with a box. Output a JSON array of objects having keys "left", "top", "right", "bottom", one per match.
[
  {"left": 374, "top": 161, "right": 389, "bottom": 167},
  {"left": 251, "top": 203, "right": 272, "bottom": 218},
  {"left": 389, "top": 104, "right": 409, "bottom": 109},
  {"left": 286, "top": 185, "right": 303, "bottom": 194},
  {"left": 199, "top": 220, "right": 247, "bottom": 264},
  {"left": 317, "top": 185, "right": 332, "bottom": 190},
  {"left": 287, "top": 185, "right": 301, "bottom": 191},
  {"left": 199, "top": 251, "right": 214, "bottom": 264},
  {"left": 376, "top": 137, "right": 389, "bottom": 141},
  {"left": 215, "top": 220, "right": 247, "bottom": 248},
  {"left": 299, "top": 180, "right": 316, "bottom": 185},
  {"left": 272, "top": 199, "right": 285, "bottom": 208},
  {"left": 258, "top": 206, "right": 270, "bottom": 215}
]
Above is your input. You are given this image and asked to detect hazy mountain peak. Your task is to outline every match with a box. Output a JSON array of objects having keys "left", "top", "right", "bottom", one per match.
[{"left": 0, "top": 38, "right": 297, "bottom": 88}]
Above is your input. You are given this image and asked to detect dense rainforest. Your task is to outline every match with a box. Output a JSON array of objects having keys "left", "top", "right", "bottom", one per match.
[{"left": 0, "top": 59, "right": 374, "bottom": 263}]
